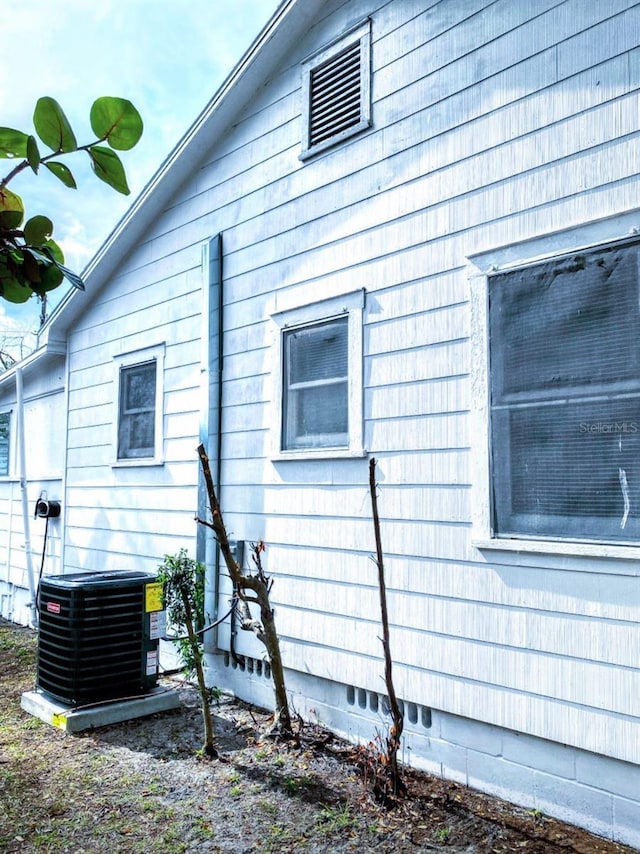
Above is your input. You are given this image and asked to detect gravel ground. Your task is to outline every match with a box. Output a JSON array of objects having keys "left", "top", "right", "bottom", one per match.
[{"left": 1, "top": 618, "right": 637, "bottom": 854}]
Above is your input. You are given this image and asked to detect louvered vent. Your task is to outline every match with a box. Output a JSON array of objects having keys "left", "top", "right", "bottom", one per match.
[{"left": 309, "top": 40, "right": 362, "bottom": 147}]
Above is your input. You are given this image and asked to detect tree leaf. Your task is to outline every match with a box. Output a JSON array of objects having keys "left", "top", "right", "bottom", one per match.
[
  {"left": 0, "top": 188, "right": 25, "bottom": 229},
  {"left": 0, "top": 261, "right": 32, "bottom": 303},
  {"left": 29, "top": 259, "right": 64, "bottom": 295},
  {"left": 27, "top": 135, "right": 40, "bottom": 174},
  {"left": 33, "top": 97, "right": 78, "bottom": 153},
  {"left": 24, "top": 215, "right": 54, "bottom": 246},
  {"left": 43, "top": 238, "right": 64, "bottom": 264},
  {"left": 21, "top": 249, "right": 42, "bottom": 283},
  {"left": 88, "top": 145, "right": 130, "bottom": 194},
  {"left": 90, "top": 97, "right": 143, "bottom": 151},
  {"left": 28, "top": 243, "right": 84, "bottom": 291},
  {"left": 0, "top": 127, "right": 29, "bottom": 159},
  {"left": 44, "top": 161, "right": 77, "bottom": 189},
  {"left": 29, "top": 239, "right": 64, "bottom": 266}
]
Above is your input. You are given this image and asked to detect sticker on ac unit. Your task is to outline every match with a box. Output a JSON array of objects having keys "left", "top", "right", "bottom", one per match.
[
  {"left": 149, "top": 610, "right": 166, "bottom": 640},
  {"left": 146, "top": 650, "right": 158, "bottom": 676},
  {"left": 46, "top": 601, "right": 61, "bottom": 614}
]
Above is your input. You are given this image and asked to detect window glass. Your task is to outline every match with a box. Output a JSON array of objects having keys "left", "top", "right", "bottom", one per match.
[
  {"left": 0, "top": 411, "right": 9, "bottom": 476},
  {"left": 489, "top": 240, "right": 640, "bottom": 542},
  {"left": 118, "top": 360, "right": 157, "bottom": 460},
  {"left": 282, "top": 317, "right": 349, "bottom": 450}
]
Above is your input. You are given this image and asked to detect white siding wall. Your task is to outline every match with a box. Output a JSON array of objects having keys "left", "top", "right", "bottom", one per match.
[
  {"left": 0, "top": 361, "right": 66, "bottom": 623},
  {"left": 56, "top": 0, "right": 639, "bottom": 775},
  {"left": 193, "top": 0, "right": 639, "bottom": 768},
  {"left": 63, "top": 247, "right": 204, "bottom": 574}
]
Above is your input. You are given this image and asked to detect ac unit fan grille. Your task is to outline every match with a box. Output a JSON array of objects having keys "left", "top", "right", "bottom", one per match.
[{"left": 37, "top": 573, "right": 159, "bottom": 706}]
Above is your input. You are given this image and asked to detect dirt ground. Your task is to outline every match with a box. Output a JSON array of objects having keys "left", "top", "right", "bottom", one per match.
[{"left": 1, "top": 619, "right": 637, "bottom": 854}]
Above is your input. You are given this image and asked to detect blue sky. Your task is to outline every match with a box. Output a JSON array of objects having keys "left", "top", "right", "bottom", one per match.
[{"left": 0, "top": 1, "right": 279, "bottom": 357}]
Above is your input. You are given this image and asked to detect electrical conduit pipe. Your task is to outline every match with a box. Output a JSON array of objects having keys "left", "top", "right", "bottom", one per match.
[{"left": 16, "top": 368, "right": 38, "bottom": 627}]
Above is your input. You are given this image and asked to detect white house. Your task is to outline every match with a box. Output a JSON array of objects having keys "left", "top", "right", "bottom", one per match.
[{"left": 1, "top": 0, "right": 639, "bottom": 845}]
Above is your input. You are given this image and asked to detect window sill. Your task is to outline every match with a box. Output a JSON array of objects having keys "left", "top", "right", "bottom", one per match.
[
  {"left": 112, "top": 458, "right": 164, "bottom": 468},
  {"left": 474, "top": 536, "right": 640, "bottom": 565},
  {"left": 272, "top": 447, "right": 367, "bottom": 462}
]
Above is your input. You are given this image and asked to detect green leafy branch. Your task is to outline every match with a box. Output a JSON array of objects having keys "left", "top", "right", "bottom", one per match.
[
  {"left": 158, "top": 549, "right": 218, "bottom": 758},
  {"left": 0, "top": 96, "right": 143, "bottom": 305}
]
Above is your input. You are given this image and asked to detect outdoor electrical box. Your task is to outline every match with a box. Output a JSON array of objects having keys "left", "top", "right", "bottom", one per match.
[
  {"left": 34, "top": 498, "right": 61, "bottom": 519},
  {"left": 36, "top": 571, "right": 166, "bottom": 706}
]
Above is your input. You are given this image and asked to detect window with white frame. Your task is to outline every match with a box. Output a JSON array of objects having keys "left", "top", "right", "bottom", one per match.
[
  {"left": 0, "top": 411, "right": 10, "bottom": 476},
  {"left": 273, "top": 290, "right": 365, "bottom": 458},
  {"left": 300, "top": 19, "right": 371, "bottom": 160},
  {"left": 488, "top": 237, "right": 640, "bottom": 543},
  {"left": 114, "top": 345, "right": 164, "bottom": 464}
]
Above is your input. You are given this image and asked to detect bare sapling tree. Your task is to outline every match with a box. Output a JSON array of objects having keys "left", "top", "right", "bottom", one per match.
[
  {"left": 196, "top": 442, "right": 293, "bottom": 735},
  {"left": 368, "top": 457, "right": 406, "bottom": 799},
  {"left": 158, "top": 549, "right": 218, "bottom": 758}
]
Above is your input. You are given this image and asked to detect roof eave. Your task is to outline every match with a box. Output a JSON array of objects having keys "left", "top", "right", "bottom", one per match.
[{"left": 45, "top": 0, "right": 314, "bottom": 339}]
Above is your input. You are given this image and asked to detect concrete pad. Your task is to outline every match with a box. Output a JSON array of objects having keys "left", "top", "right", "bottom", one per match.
[{"left": 21, "top": 686, "right": 182, "bottom": 733}]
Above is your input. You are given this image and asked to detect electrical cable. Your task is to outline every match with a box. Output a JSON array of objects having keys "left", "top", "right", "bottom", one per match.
[
  {"left": 38, "top": 514, "right": 49, "bottom": 585},
  {"left": 33, "top": 510, "right": 50, "bottom": 690},
  {"left": 162, "top": 599, "right": 236, "bottom": 642}
]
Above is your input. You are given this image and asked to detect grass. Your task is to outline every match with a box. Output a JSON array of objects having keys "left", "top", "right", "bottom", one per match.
[
  {"left": 317, "top": 804, "right": 353, "bottom": 832},
  {"left": 1, "top": 619, "right": 634, "bottom": 854}
]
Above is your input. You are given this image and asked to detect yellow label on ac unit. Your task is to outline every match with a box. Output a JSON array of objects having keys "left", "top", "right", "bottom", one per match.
[{"left": 145, "top": 582, "right": 163, "bottom": 613}]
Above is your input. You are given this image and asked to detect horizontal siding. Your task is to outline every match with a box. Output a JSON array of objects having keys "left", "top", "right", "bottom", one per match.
[
  {"left": 266, "top": 571, "right": 639, "bottom": 666},
  {"left": 0, "top": 478, "right": 63, "bottom": 587},
  {"left": 280, "top": 639, "right": 640, "bottom": 766},
  {"left": 48, "top": 0, "right": 640, "bottom": 767},
  {"left": 274, "top": 607, "right": 638, "bottom": 717},
  {"left": 212, "top": 0, "right": 640, "bottom": 762},
  {"left": 220, "top": 482, "right": 470, "bottom": 523},
  {"left": 259, "top": 546, "right": 639, "bottom": 621},
  {"left": 270, "top": 578, "right": 638, "bottom": 671}
]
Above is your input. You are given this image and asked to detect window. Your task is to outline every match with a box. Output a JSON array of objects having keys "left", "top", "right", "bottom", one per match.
[
  {"left": 300, "top": 19, "right": 371, "bottom": 159},
  {"left": 273, "top": 290, "right": 365, "bottom": 459},
  {"left": 283, "top": 317, "right": 348, "bottom": 450},
  {"left": 488, "top": 238, "right": 640, "bottom": 544},
  {"left": 114, "top": 345, "right": 164, "bottom": 464},
  {"left": 0, "top": 411, "right": 10, "bottom": 476}
]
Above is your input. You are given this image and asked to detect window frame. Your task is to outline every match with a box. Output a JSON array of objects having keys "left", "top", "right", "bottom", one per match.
[
  {"left": 271, "top": 289, "right": 366, "bottom": 461},
  {"left": 300, "top": 19, "right": 372, "bottom": 160},
  {"left": 0, "top": 410, "right": 11, "bottom": 477},
  {"left": 113, "top": 344, "right": 165, "bottom": 467},
  {"left": 469, "top": 216, "right": 640, "bottom": 563}
]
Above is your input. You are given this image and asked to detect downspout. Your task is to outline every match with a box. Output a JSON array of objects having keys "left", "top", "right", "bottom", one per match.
[
  {"left": 58, "top": 335, "right": 72, "bottom": 576},
  {"left": 199, "top": 233, "right": 223, "bottom": 654},
  {"left": 1, "top": 480, "right": 16, "bottom": 620},
  {"left": 16, "top": 368, "right": 38, "bottom": 627}
]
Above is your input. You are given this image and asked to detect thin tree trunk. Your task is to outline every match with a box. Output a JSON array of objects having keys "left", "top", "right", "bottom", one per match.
[
  {"left": 369, "top": 457, "right": 405, "bottom": 797},
  {"left": 181, "top": 589, "right": 217, "bottom": 757},
  {"left": 196, "top": 443, "right": 292, "bottom": 734}
]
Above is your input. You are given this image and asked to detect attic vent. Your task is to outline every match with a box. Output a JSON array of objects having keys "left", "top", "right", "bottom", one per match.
[
  {"left": 301, "top": 19, "right": 371, "bottom": 159},
  {"left": 309, "top": 42, "right": 362, "bottom": 147}
]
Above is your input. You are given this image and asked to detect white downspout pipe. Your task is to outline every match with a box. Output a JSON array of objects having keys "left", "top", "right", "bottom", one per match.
[
  {"left": 1, "top": 480, "right": 16, "bottom": 620},
  {"left": 16, "top": 368, "right": 37, "bottom": 627}
]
